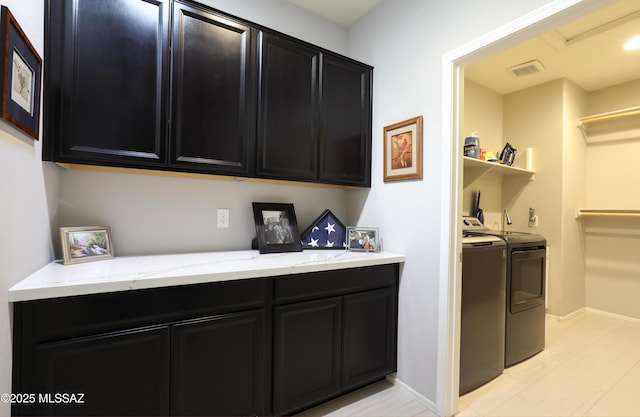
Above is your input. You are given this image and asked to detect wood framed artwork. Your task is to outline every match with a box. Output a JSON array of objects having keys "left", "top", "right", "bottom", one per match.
[
  {"left": 252, "top": 202, "right": 303, "bottom": 254},
  {"left": 383, "top": 115, "right": 423, "bottom": 182},
  {"left": 0, "top": 6, "right": 42, "bottom": 140},
  {"left": 60, "top": 226, "right": 114, "bottom": 265}
]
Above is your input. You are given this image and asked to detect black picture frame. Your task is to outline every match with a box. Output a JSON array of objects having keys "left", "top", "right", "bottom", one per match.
[
  {"left": 252, "top": 202, "right": 302, "bottom": 254},
  {"left": 0, "top": 6, "right": 42, "bottom": 140}
]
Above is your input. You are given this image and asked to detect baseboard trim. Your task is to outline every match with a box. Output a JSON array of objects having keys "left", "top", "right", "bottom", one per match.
[
  {"left": 585, "top": 307, "right": 640, "bottom": 325},
  {"left": 385, "top": 374, "right": 438, "bottom": 415},
  {"left": 546, "top": 307, "right": 587, "bottom": 322},
  {"left": 547, "top": 307, "right": 640, "bottom": 325}
]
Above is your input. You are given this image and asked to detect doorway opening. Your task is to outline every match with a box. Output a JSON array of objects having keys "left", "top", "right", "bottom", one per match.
[{"left": 440, "top": 1, "right": 622, "bottom": 415}]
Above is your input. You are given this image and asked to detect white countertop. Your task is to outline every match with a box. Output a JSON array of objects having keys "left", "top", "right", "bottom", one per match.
[{"left": 8, "top": 250, "right": 405, "bottom": 302}]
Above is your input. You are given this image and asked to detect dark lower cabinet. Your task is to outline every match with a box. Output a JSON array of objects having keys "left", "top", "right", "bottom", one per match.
[
  {"left": 272, "top": 265, "right": 398, "bottom": 416},
  {"left": 31, "top": 326, "right": 170, "bottom": 416},
  {"left": 171, "top": 311, "right": 265, "bottom": 416},
  {"left": 343, "top": 288, "right": 396, "bottom": 389},
  {"left": 12, "top": 264, "right": 398, "bottom": 416},
  {"left": 273, "top": 298, "right": 342, "bottom": 415}
]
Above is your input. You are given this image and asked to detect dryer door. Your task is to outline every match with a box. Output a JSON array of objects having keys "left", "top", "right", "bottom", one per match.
[{"left": 510, "top": 248, "right": 545, "bottom": 313}]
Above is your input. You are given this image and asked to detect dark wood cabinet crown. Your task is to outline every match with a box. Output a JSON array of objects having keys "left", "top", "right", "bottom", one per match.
[{"left": 44, "top": 0, "right": 372, "bottom": 186}]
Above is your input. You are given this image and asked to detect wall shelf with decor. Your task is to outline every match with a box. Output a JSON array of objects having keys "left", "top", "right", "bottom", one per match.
[
  {"left": 577, "top": 106, "right": 640, "bottom": 143},
  {"left": 463, "top": 156, "right": 535, "bottom": 187}
]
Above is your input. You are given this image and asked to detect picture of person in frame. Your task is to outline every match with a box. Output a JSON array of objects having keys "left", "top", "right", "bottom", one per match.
[{"left": 262, "top": 210, "right": 294, "bottom": 245}]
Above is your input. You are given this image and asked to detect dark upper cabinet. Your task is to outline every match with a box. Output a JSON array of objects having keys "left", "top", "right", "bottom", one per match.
[
  {"left": 43, "top": 0, "right": 372, "bottom": 186},
  {"left": 170, "top": 1, "right": 255, "bottom": 176},
  {"left": 257, "top": 34, "right": 373, "bottom": 186},
  {"left": 43, "top": 0, "right": 170, "bottom": 167},
  {"left": 257, "top": 33, "right": 320, "bottom": 181},
  {"left": 320, "top": 55, "right": 372, "bottom": 186}
]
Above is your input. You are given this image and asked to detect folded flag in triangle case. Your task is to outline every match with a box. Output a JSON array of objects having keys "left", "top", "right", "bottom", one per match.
[{"left": 300, "top": 209, "right": 347, "bottom": 249}]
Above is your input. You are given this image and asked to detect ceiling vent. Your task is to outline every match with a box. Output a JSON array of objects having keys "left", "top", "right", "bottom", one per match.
[{"left": 507, "top": 60, "right": 545, "bottom": 77}]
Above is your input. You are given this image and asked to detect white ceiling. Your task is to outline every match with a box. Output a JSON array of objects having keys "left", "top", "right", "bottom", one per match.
[
  {"left": 286, "top": 0, "right": 381, "bottom": 27},
  {"left": 291, "top": 0, "right": 640, "bottom": 95},
  {"left": 465, "top": 0, "right": 640, "bottom": 94}
]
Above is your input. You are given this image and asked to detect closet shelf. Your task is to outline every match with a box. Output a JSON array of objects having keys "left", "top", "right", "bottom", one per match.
[
  {"left": 577, "top": 106, "right": 640, "bottom": 143},
  {"left": 575, "top": 209, "right": 640, "bottom": 219},
  {"left": 463, "top": 156, "right": 535, "bottom": 188},
  {"left": 463, "top": 156, "right": 535, "bottom": 176}
]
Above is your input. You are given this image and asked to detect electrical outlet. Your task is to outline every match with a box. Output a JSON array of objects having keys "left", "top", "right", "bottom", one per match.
[
  {"left": 217, "top": 208, "right": 230, "bottom": 228},
  {"left": 529, "top": 215, "right": 539, "bottom": 228}
]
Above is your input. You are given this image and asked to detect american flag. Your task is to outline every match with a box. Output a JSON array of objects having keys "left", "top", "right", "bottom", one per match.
[{"left": 301, "top": 210, "right": 347, "bottom": 249}]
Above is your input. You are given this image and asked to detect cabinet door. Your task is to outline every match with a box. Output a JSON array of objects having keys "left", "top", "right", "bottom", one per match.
[
  {"left": 273, "top": 297, "right": 341, "bottom": 415},
  {"left": 171, "top": 310, "right": 266, "bottom": 416},
  {"left": 170, "top": 2, "right": 255, "bottom": 176},
  {"left": 28, "top": 325, "right": 170, "bottom": 416},
  {"left": 320, "top": 55, "right": 372, "bottom": 186},
  {"left": 342, "top": 288, "right": 397, "bottom": 390},
  {"left": 257, "top": 33, "right": 320, "bottom": 181},
  {"left": 44, "top": 0, "right": 170, "bottom": 167}
]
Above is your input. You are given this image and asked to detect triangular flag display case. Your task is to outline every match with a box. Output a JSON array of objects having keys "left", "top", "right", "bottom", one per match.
[{"left": 300, "top": 209, "right": 347, "bottom": 249}]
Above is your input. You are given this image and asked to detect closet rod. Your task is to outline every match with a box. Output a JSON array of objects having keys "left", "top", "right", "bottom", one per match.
[
  {"left": 577, "top": 106, "right": 640, "bottom": 126},
  {"left": 576, "top": 209, "right": 640, "bottom": 218}
]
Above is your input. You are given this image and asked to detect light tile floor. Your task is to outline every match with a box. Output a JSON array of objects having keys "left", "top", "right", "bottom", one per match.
[
  {"left": 458, "top": 311, "right": 640, "bottom": 416},
  {"left": 300, "top": 311, "right": 640, "bottom": 416}
]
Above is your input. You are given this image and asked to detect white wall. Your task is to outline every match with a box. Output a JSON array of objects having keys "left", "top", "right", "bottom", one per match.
[
  {"left": 501, "top": 79, "right": 590, "bottom": 318},
  {"left": 585, "top": 79, "right": 640, "bottom": 208},
  {"left": 347, "top": 0, "right": 554, "bottom": 409},
  {"left": 462, "top": 79, "right": 504, "bottom": 229},
  {"left": 57, "top": 169, "right": 350, "bottom": 256},
  {"left": 198, "top": 0, "right": 348, "bottom": 54},
  {"left": 583, "top": 79, "right": 640, "bottom": 319},
  {"left": 560, "top": 79, "right": 588, "bottom": 316},
  {"left": 0, "top": 1, "right": 52, "bottom": 415}
]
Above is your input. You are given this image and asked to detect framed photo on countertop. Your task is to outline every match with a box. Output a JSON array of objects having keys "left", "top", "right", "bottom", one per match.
[
  {"left": 347, "top": 227, "right": 379, "bottom": 252},
  {"left": 252, "top": 202, "right": 302, "bottom": 254},
  {"left": 60, "top": 226, "right": 114, "bottom": 265}
]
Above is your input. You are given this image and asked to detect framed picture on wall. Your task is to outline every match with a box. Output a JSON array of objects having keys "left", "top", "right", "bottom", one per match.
[
  {"left": 0, "top": 6, "right": 42, "bottom": 140},
  {"left": 383, "top": 115, "right": 423, "bottom": 182},
  {"left": 252, "top": 202, "right": 303, "bottom": 254},
  {"left": 60, "top": 226, "right": 114, "bottom": 265}
]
